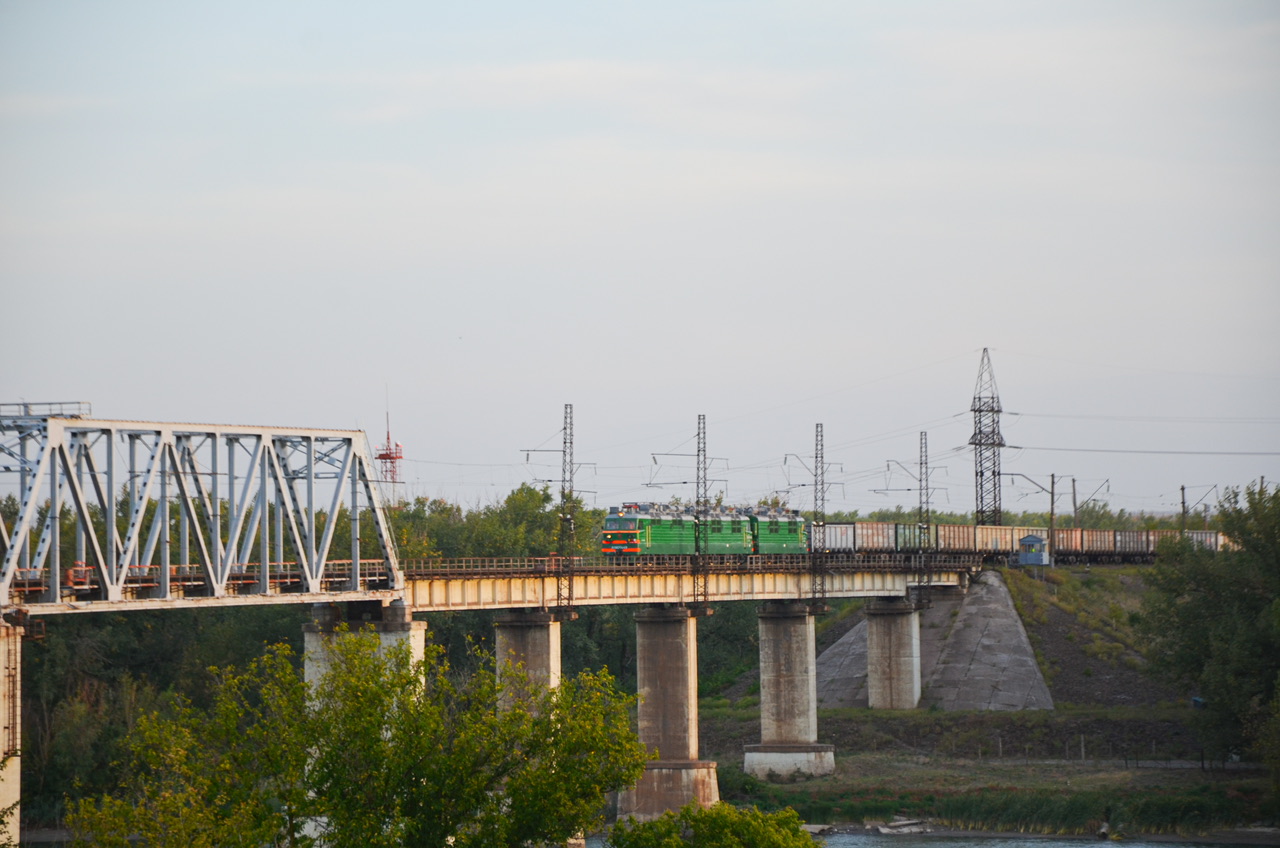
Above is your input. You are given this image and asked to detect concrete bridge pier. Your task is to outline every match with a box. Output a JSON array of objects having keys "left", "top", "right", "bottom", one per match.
[
  {"left": 303, "top": 600, "right": 427, "bottom": 685},
  {"left": 616, "top": 606, "right": 719, "bottom": 821},
  {"left": 866, "top": 597, "right": 922, "bottom": 709},
  {"left": 494, "top": 609, "right": 562, "bottom": 690},
  {"left": 1, "top": 620, "right": 22, "bottom": 845},
  {"left": 493, "top": 611, "right": 585, "bottom": 847},
  {"left": 744, "top": 601, "right": 834, "bottom": 780}
]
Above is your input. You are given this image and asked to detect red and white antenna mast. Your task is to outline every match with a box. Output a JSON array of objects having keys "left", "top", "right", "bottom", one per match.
[{"left": 375, "top": 410, "right": 403, "bottom": 485}]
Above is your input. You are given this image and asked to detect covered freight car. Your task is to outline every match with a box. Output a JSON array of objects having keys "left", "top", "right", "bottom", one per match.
[{"left": 811, "top": 521, "right": 1225, "bottom": 563}]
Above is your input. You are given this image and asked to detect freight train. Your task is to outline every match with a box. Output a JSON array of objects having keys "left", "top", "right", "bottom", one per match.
[
  {"left": 819, "top": 522, "right": 1226, "bottom": 564},
  {"left": 601, "top": 502, "right": 1225, "bottom": 564}
]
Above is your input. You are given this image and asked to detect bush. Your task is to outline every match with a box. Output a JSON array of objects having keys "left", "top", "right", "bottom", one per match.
[{"left": 608, "top": 802, "right": 814, "bottom": 847}]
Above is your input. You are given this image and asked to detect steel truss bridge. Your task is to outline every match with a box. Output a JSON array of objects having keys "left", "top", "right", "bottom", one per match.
[
  {"left": 1, "top": 406, "right": 979, "bottom": 616},
  {"left": 0, "top": 404, "right": 985, "bottom": 842},
  {"left": 1, "top": 405, "right": 401, "bottom": 613}
]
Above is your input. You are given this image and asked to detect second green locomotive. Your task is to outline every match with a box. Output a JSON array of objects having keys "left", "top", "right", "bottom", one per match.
[{"left": 601, "top": 502, "right": 806, "bottom": 556}]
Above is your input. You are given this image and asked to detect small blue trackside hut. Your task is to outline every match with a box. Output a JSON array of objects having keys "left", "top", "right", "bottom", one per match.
[{"left": 1018, "top": 534, "right": 1047, "bottom": 566}]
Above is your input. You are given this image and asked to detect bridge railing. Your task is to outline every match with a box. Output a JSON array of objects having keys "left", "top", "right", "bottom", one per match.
[
  {"left": 10, "top": 552, "right": 982, "bottom": 590},
  {"left": 399, "top": 552, "right": 981, "bottom": 580},
  {"left": 6, "top": 559, "right": 394, "bottom": 598}
]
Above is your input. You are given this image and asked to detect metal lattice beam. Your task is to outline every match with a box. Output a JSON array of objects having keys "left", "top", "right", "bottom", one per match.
[
  {"left": 810, "top": 423, "right": 827, "bottom": 608},
  {"left": 0, "top": 414, "right": 401, "bottom": 609},
  {"left": 693, "top": 414, "right": 709, "bottom": 609},
  {"left": 919, "top": 431, "right": 930, "bottom": 535}
]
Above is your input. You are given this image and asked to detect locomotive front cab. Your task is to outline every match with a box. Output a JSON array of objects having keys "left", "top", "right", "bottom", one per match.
[{"left": 602, "top": 505, "right": 641, "bottom": 555}]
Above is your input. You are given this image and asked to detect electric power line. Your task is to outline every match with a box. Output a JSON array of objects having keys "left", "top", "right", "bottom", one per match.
[{"left": 1008, "top": 445, "right": 1280, "bottom": 457}]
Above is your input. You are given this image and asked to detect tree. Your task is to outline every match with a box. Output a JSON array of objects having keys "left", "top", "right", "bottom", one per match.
[
  {"left": 607, "top": 802, "right": 815, "bottom": 847},
  {"left": 69, "top": 629, "right": 647, "bottom": 848},
  {"left": 391, "top": 497, "right": 458, "bottom": 558},
  {"left": 67, "top": 646, "right": 314, "bottom": 847},
  {"left": 462, "top": 484, "right": 559, "bottom": 557},
  {"left": 1139, "top": 481, "right": 1280, "bottom": 762},
  {"left": 1253, "top": 684, "right": 1280, "bottom": 799}
]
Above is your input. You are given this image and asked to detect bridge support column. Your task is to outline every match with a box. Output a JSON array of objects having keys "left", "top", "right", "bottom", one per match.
[
  {"left": 494, "top": 610, "right": 561, "bottom": 689},
  {"left": 866, "top": 597, "right": 921, "bottom": 709},
  {"left": 1, "top": 620, "right": 22, "bottom": 845},
  {"left": 617, "top": 606, "right": 719, "bottom": 822},
  {"left": 744, "top": 602, "right": 834, "bottom": 780},
  {"left": 303, "top": 600, "right": 426, "bottom": 685}
]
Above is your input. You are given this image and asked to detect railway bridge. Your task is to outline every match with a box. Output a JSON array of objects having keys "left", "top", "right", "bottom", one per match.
[{"left": 0, "top": 408, "right": 981, "bottom": 832}]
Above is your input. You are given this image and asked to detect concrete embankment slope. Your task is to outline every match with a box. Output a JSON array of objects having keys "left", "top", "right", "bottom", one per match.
[{"left": 815, "top": 570, "right": 1053, "bottom": 710}]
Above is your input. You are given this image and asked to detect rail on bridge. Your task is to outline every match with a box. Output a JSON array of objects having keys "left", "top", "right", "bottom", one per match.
[
  {"left": 396, "top": 553, "right": 980, "bottom": 612},
  {"left": 0, "top": 404, "right": 402, "bottom": 610}
]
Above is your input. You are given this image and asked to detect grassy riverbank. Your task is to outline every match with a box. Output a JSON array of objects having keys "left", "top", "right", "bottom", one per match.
[
  {"left": 696, "top": 563, "right": 1278, "bottom": 837},
  {"left": 700, "top": 708, "right": 1276, "bottom": 836},
  {"left": 714, "top": 751, "right": 1273, "bottom": 836}
]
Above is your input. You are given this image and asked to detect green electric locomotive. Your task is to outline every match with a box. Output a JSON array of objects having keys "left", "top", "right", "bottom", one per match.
[{"left": 601, "top": 502, "right": 806, "bottom": 556}]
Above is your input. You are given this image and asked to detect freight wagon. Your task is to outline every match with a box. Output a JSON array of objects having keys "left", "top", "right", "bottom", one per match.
[{"left": 820, "top": 522, "right": 1226, "bottom": 563}]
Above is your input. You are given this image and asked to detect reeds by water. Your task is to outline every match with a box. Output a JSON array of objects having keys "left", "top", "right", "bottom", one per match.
[{"left": 768, "top": 785, "right": 1268, "bottom": 836}]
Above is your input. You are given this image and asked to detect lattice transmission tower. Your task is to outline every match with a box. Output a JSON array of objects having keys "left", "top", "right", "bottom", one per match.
[{"left": 969, "top": 348, "right": 1005, "bottom": 526}]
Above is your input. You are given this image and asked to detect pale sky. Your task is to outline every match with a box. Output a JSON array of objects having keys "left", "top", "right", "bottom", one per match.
[{"left": 2, "top": 1, "right": 1277, "bottom": 518}]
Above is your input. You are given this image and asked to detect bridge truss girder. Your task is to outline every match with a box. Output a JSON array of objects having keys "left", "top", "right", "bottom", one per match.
[{"left": 0, "top": 416, "right": 401, "bottom": 609}]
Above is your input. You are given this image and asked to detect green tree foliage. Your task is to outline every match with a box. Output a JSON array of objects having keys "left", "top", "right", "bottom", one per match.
[
  {"left": 391, "top": 497, "right": 461, "bottom": 557},
  {"left": 388, "top": 484, "right": 603, "bottom": 560},
  {"left": 23, "top": 606, "right": 307, "bottom": 823},
  {"left": 69, "top": 629, "right": 647, "bottom": 848},
  {"left": 24, "top": 485, "right": 609, "bottom": 824},
  {"left": 463, "top": 483, "right": 558, "bottom": 557},
  {"left": 607, "top": 802, "right": 815, "bottom": 847},
  {"left": 696, "top": 602, "right": 761, "bottom": 697},
  {"left": 563, "top": 605, "right": 638, "bottom": 690},
  {"left": 67, "top": 646, "right": 311, "bottom": 848},
  {"left": 1254, "top": 690, "right": 1280, "bottom": 799},
  {"left": 1139, "top": 482, "right": 1280, "bottom": 764}
]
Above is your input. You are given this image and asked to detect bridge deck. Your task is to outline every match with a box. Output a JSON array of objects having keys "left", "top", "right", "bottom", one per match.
[{"left": 13, "top": 553, "right": 980, "bottom": 614}]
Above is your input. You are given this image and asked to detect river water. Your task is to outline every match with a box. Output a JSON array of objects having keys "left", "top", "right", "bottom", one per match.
[
  {"left": 27, "top": 828, "right": 1266, "bottom": 847},
  {"left": 586, "top": 834, "right": 1257, "bottom": 848},
  {"left": 805, "top": 837, "right": 1245, "bottom": 848}
]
